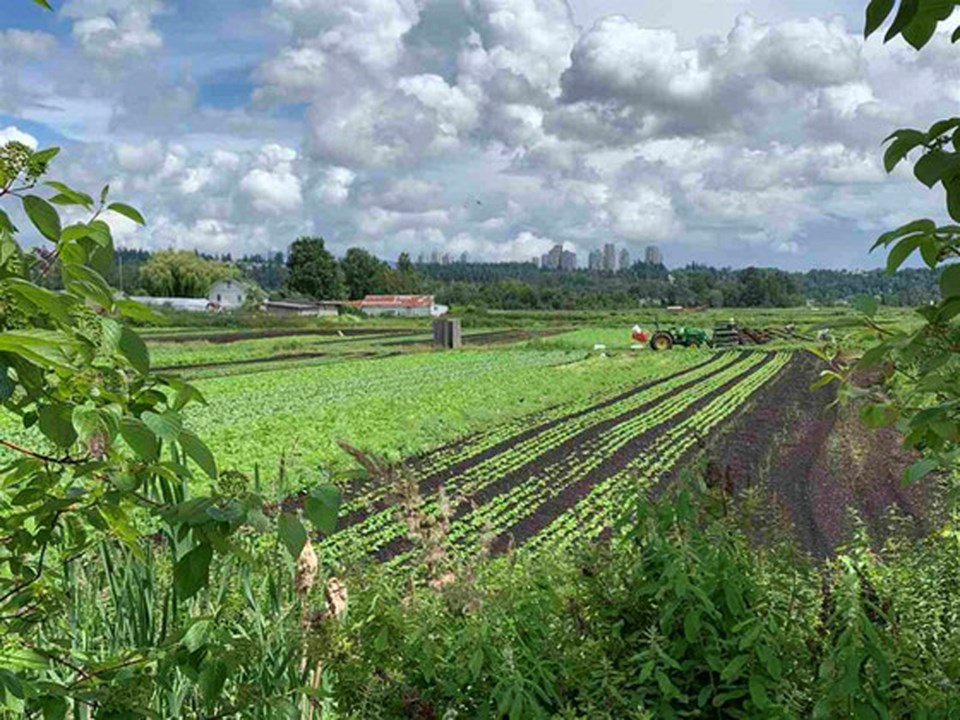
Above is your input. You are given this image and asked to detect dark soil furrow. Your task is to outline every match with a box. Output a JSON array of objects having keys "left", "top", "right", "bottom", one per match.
[
  {"left": 488, "top": 352, "right": 779, "bottom": 553},
  {"left": 337, "top": 353, "right": 739, "bottom": 531},
  {"left": 374, "top": 353, "right": 772, "bottom": 561},
  {"left": 405, "top": 352, "right": 734, "bottom": 480}
]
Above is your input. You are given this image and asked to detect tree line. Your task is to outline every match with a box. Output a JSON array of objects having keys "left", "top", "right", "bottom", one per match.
[{"left": 96, "top": 243, "right": 940, "bottom": 309}]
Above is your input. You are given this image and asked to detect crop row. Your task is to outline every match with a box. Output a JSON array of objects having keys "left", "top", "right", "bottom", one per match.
[
  {"left": 526, "top": 352, "right": 793, "bottom": 553},
  {"left": 185, "top": 349, "right": 650, "bottom": 479},
  {"left": 318, "top": 352, "right": 785, "bottom": 565},
  {"left": 326, "top": 354, "right": 765, "bottom": 558},
  {"left": 343, "top": 352, "right": 727, "bottom": 513},
  {"left": 406, "top": 351, "right": 721, "bottom": 479}
]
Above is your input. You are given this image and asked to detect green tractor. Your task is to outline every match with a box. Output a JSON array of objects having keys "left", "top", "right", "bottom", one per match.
[{"left": 649, "top": 324, "right": 710, "bottom": 351}]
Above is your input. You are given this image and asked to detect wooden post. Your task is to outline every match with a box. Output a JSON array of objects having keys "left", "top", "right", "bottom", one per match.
[{"left": 432, "top": 318, "right": 462, "bottom": 349}]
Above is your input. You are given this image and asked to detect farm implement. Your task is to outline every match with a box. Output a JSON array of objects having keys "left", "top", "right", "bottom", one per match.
[{"left": 633, "top": 319, "right": 800, "bottom": 351}]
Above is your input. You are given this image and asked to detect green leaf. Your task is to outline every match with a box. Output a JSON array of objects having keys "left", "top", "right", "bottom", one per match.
[
  {"left": 72, "top": 405, "right": 108, "bottom": 444},
  {"left": 851, "top": 295, "right": 879, "bottom": 318},
  {"left": 721, "top": 655, "right": 749, "bottom": 682},
  {"left": 120, "top": 417, "right": 159, "bottom": 461},
  {"left": 902, "top": 14, "right": 937, "bottom": 49},
  {"left": 872, "top": 218, "right": 935, "bottom": 250},
  {"left": 887, "top": 235, "right": 922, "bottom": 273},
  {"left": 0, "top": 647, "right": 48, "bottom": 670},
  {"left": 199, "top": 659, "right": 229, "bottom": 708},
  {"left": 116, "top": 298, "right": 165, "bottom": 324},
  {"left": 939, "top": 296, "right": 960, "bottom": 320},
  {"left": 859, "top": 403, "right": 896, "bottom": 428},
  {"left": 953, "top": 24, "right": 960, "bottom": 42},
  {"left": 141, "top": 411, "right": 182, "bottom": 442},
  {"left": 903, "top": 457, "right": 938, "bottom": 486},
  {"left": 38, "top": 695, "right": 67, "bottom": 720},
  {"left": 939, "top": 263, "right": 960, "bottom": 298},
  {"left": 913, "top": 149, "right": 959, "bottom": 188},
  {"left": 278, "top": 512, "right": 307, "bottom": 558},
  {"left": 22, "top": 195, "right": 61, "bottom": 242},
  {"left": 174, "top": 543, "right": 213, "bottom": 601},
  {"left": 44, "top": 182, "right": 93, "bottom": 209},
  {"left": 683, "top": 610, "right": 701, "bottom": 643},
  {"left": 32, "top": 0, "right": 53, "bottom": 9},
  {"left": 865, "top": 0, "right": 896, "bottom": 37},
  {"left": 179, "top": 430, "right": 217, "bottom": 480},
  {"left": 119, "top": 326, "right": 150, "bottom": 374},
  {"left": 946, "top": 175, "right": 960, "bottom": 222},
  {"left": 181, "top": 618, "right": 212, "bottom": 652},
  {"left": 4, "top": 278, "right": 73, "bottom": 322},
  {"left": 928, "top": 117, "right": 960, "bottom": 139},
  {"left": 305, "top": 485, "right": 341, "bottom": 535},
  {"left": 38, "top": 403, "right": 77, "bottom": 448},
  {"left": 61, "top": 262, "right": 114, "bottom": 309},
  {"left": 0, "top": 330, "right": 76, "bottom": 369},
  {"left": 884, "top": 0, "right": 920, "bottom": 42},
  {"left": 107, "top": 202, "right": 146, "bottom": 225},
  {"left": 920, "top": 237, "right": 940, "bottom": 268},
  {"left": 98, "top": 504, "right": 142, "bottom": 556},
  {"left": 748, "top": 675, "right": 769, "bottom": 709}
]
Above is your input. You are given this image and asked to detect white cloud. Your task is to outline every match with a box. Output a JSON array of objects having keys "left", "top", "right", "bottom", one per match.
[
  {"left": 0, "top": 126, "right": 38, "bottom": 149},
  {"left": 239, "top": 145, "right": 304, "bottom": 215},
  {"left": 62, "top": 0, "right": 164, "bottom": 61},
  {"left": 0, "top": 30, "right": 57, "bottom": 58},
  {"left": 4, "top": 0, "right": 947, "bottom": 267},
  {"left": 315, "top": 166, "right": 356, "bottom": 206}
]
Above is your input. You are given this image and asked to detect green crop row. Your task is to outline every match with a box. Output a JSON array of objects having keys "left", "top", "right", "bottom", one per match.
[
  {"left": 346, "top": 352, "right": 725, "bottom": 514},
  {"left": 322, "top": 353, "right": 773, "bottom": 564},
  {"left": 529, "top": 353, "right": 792, "bottom": 553},
  {"left": 411, "top": 350, "right": 716, "bottom": 476}
]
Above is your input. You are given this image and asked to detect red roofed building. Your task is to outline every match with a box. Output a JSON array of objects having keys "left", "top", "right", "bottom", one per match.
[{"left": 356, "top": 294, "right": 447, "bottom": 317}]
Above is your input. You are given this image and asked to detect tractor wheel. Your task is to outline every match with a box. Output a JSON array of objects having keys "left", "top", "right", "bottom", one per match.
[{"left": 650, "top": 332, "right": 674, "bottom": 351}]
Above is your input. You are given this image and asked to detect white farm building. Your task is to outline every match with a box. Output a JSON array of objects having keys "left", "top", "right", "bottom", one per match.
[{"left": 208, "top": 280, "right": 247, "bottom": 310}]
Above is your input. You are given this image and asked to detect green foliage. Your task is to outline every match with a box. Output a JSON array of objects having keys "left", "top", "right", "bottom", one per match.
[
  {"left": 864, "top": 0, "right": 960, "bottom": 48},
  {"left": 340, "top": 247, "right": 387, "bottom": 300},
  {"left": 827, "top": 4, "right": 960, "bottom": 487},
  {"left": 0, "top": 139, "right": 340, "bottom": 715},
  {"left": 138, "top": 249, "right": 238, "bottom": 298},
  {"left": 303, "top": 486, "right": 960, "bottom": 718},
  {"left": 286, "top": 236, "right": 342, "bottom": 300}
]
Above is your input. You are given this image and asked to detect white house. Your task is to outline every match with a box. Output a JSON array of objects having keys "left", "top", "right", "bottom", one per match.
[{"left": 208, "top": 280, "right": 247, "bottom": 310}]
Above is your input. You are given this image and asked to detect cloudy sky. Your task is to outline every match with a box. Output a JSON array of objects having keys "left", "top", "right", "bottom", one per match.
[{"left": 0, "top": 0, "right": 954, "bottom": 269}]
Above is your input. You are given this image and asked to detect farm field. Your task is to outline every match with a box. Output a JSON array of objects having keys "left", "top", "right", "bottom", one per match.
[{"left": 316, "top": 349, "right": 793, "bottom": 565}]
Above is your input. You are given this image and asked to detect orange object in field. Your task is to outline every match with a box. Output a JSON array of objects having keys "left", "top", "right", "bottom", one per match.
[{"left": 631, "top": 325, "right": 650, "bottom": 343}]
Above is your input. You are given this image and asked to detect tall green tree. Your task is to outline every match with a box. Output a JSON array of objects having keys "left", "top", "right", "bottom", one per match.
[
  {"left": 340, "top": 247, "right": 387, "bottom": 300},
  {"left": 286, "top": 236, "right": 342, "bottom": 299},
  {"left": 138, "top": 249, "right": 237, "bottom": 297}
]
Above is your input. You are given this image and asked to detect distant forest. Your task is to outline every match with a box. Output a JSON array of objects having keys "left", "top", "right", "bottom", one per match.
[{"left": 107, "top": 248, "right": 939, "bottom": 310}]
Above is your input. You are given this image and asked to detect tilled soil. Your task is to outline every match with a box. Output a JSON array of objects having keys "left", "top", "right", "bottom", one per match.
[{"left": 704, "top": 352, "right": 928, "bottom": 557}]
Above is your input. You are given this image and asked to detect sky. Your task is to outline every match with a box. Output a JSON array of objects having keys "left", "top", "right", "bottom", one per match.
[{"left": 0, "top": 0, "right": 955, "bottom": 270}]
